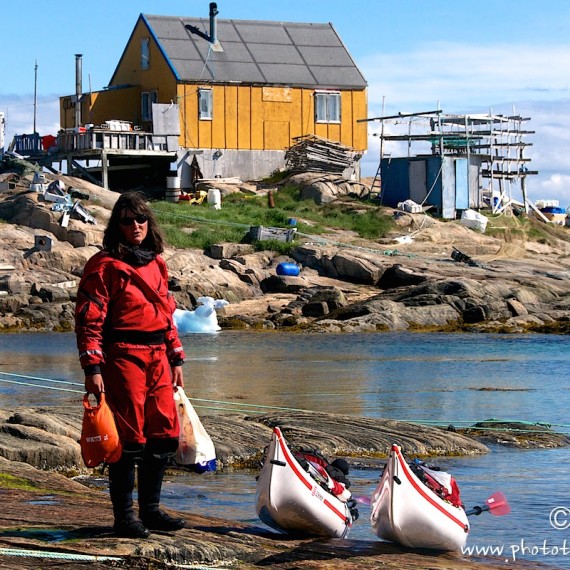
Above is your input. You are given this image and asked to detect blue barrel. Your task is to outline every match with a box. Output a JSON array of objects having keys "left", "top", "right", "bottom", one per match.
[
  {"left": 276, "top": 262, "right": 300, "bottom": 276},
  {"left": 287, "top": 218, "right": 297, "bottom": 226}
]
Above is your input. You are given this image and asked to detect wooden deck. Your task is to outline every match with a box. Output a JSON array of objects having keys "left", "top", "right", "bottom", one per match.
[{"left": 11, "top": 129, "right": 178, "bottom": 189}]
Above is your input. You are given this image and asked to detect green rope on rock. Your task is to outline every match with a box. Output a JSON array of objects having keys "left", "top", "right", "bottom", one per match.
[
  {"left": 0, "top": 548, "right": 223, "bottom": 569},
  {"left": 0, "top": 547, "right": 121, "bottom": 562}
]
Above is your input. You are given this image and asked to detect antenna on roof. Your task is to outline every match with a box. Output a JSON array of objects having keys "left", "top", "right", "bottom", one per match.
[{"left": 185, "top": 2, "right": 223, "bottom": 52}]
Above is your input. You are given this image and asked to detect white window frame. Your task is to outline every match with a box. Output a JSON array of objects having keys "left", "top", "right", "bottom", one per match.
[
  {"left": 141, "top": 38, "right": 150, "bottom": 70},
  {"left": 315, "top": 91, "right": 341, "bottom": 123},
  {"left": 198, "top": 89, "right": 213, "bottom": 120},
  {"left": 141, "top": 90, "right": 158, "bottom": 121}
]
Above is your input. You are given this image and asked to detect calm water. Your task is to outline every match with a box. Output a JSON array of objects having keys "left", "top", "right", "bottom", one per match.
[{"left": 1, "top": 331, "right": 569, "bottom": 568}]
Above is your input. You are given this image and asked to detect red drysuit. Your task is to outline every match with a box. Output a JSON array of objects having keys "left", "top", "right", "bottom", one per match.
[{"left": 75, "top": 251, "right": 185, "bottom": 444}]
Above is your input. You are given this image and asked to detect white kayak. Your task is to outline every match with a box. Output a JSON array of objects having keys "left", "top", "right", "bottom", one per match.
[
  {"left": 255, "top": 426, "right": 354, "bottom": 538},
  {"left": 370, "top": 443, "right": 469, "bottom": 551}
]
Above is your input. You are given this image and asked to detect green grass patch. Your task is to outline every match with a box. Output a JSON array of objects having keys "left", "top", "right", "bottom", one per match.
[
  {"left": 150, "top": 184, "right": 394, "bottom": 250},
  {"left": 0, "top": 473, "right": 41, "bottom": 491},
  {"left": 259, "top": 169, "right": 293, "bottom": 184},
  {"left": 254, "top": 239, "right": 296, "bottom": 255}
]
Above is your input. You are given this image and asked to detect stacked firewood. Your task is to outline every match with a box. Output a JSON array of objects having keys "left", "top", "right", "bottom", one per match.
[{"left": 285, "top": 135, "right": 358, "bottom": 174}]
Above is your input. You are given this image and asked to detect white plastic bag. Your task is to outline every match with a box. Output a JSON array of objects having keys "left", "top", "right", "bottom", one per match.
[{"left": 173, "top": 386, "right": 217, "bottom": 473}]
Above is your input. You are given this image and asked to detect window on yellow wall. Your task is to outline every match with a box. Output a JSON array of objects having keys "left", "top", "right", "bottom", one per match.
[
  {"left": 198, "top": 89, "right": 212, "bottom": 120},
  {"left": 142, "top": 91, "right": 157, "bottom": 121},
  {"left": 315, "top": 91, "right": 341, "bottom": 123},
  {"left": 141, "top": 38, "right": 150, "bottom": 70}
]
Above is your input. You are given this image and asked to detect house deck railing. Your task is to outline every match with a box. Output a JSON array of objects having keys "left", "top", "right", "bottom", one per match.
[
  {"left": 10, "top": 133, "right": 43, "bottom": 155},
  {"left": 56, "top": 129, "right": 175, "bottom": 153},
  {"left": 10, "top": 129, "right": 176, "bottom": 157}
]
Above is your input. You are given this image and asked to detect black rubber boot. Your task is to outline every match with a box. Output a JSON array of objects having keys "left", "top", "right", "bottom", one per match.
[
  {"left": 138, "top": 444, "right": 185, "bottom": 532},
  {"left": 109, "top": 455, "right": 150, "bottom": 539}
]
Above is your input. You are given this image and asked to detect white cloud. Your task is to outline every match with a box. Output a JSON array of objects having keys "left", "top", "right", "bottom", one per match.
[
  {"left": 539, "top": 175, "right": 570, "bottom": 208},
  {"left": 361, "top": 42, "right": 570, "bottom": 114},
  {"left": 358, "top": 41, "right": 570, "bottom": 207},
  {"left": 0, "top": 95, "right": 61, "bottom": 150}
]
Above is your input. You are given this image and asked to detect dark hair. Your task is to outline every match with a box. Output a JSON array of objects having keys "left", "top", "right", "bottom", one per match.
[{"left": 103, "top": 191, "right": 164, "bottom": 256}]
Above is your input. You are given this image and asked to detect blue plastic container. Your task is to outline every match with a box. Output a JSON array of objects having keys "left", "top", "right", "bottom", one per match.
[
  {"left": 540, "top": 207, "right": 566, "bottom": 214},
  {"left": 287, "top": 218, "right": 297, "bottom": 226},
  {"left": 276, "top": 262, "right": 300, "bottom": 277}
]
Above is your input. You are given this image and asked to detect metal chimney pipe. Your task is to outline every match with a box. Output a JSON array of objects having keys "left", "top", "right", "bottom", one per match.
[
  {"left": 209, "top": 3, "right": 218, "bottom": 45},
  {"left": 75, "top": 54, "right": 83, "bottom": 128}
]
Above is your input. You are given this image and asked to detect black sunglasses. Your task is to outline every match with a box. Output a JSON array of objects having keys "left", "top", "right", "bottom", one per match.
[{"left": 119, "top": 215, "right": 149, "bottom": 226}]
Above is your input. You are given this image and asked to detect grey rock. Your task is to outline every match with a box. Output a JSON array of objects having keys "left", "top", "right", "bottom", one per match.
[
  {"left": 0, "top": 450, "right": 524, "bottom": 570},
  {"left": 462, "top": 305, "right": 487, "bottom": 324},
  {"left": 332, "top": 251, "right": 383, "bottom": 284},
  {"left": 289, "top": 172, "right": 368, "bottom": 204},
  {"left": 0, "top": 294, "right": 29, "bottom": 314},
  {"left": 7, "top": 274, "right": 26, "bottom": 294},
  {"left": 31, "top": 283, "right": 71, "bottom": 303},
  {"left": 377, "top": 264, "right": 428, "bottom": 289},
  {"left": 307, "top": 285, "right": 347, "bottom": 308},
  {"left": 302, "top": 301, "right": 329, "bottom": 317},
  {"left": 507, "top": 298, "right": 529, "bottom": 316},
  {"left": 208, "top": 242, "right": 255, "bottom": 259},
  {"left": 260, "top": 275, "right": 307, "bottom": 294},
  {"left": 0, "top": 422, "right": 81, "bottom": 469}
]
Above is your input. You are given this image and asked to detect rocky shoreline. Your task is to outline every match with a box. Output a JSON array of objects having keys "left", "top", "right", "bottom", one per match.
[
  {"left": 2, "top": 406, "right": 568, "bottom": 474},
  {"left": 0, "top": 406, "right": 567, "bottom": 569},
  {"left": 0, "top": 171, "right": 569, "bottom": 335}
]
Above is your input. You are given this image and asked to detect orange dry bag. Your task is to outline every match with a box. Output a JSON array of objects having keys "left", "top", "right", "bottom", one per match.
[{"left": 80, "top": 393, "right": 122, "bottom": 467}]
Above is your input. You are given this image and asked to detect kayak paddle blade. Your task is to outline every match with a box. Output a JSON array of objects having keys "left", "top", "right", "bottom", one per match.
[
  {"left": 466, "top": 491, "right": 511, "bottom": 517},
  {"left": 486, "top": 491, "right": 511, "bottom": 516}
]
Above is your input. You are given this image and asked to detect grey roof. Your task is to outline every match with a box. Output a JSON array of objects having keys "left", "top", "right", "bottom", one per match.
[{"left": 137, "top": 14, "right": 367, "bottom": 90}]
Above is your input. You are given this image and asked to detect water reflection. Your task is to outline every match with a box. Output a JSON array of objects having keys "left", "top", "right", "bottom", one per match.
[{"left": 1, "top": 331, "right": 569, "bottom": 428}]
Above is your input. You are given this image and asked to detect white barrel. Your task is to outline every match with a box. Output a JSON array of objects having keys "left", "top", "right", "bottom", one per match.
[
  {"left": 207, "top": 188, "right": 221, "bottom": 210},
  {"left": 166, "top": 177, "right": 181, "bottom": 203},
  {"left": 167, "top": 176, "right": 181, "bottom": 189},
  {"left": 165, "top": 189, "right": 180, "bottom": 203}
]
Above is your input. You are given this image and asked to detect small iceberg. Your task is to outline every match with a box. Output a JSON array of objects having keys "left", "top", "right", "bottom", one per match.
[{"left": 173, "top": 296, "right": 229, "bottom": 334}]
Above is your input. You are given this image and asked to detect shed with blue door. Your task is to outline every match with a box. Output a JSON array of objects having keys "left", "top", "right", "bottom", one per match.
[{"left": 380, "top": 155, "right": 483, "bottom": 219}]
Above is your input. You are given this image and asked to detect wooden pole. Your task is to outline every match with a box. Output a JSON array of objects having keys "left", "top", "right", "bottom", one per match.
[
  {"left": 379, "top": 96, "right": 385, "bottom": 163},
  {"left": 519, "top": 145, "right": 528, "bottom": 213},
  {"left": 33, "top": 61, "right": 38, "bottom": 134},
  {"left": 101, "top": 150, "right": 109, "bottom": 189}
]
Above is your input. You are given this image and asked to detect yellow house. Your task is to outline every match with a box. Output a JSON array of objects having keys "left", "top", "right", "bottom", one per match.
[{"left": 60, "top": 4, "right": 368, "bottom": 188}]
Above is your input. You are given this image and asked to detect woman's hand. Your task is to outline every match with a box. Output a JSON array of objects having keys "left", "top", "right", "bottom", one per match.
[
  {"left": 85, "top": 373, "right": 104, "bottom": 395},
  {"left": 171, "top": 365, "right": 184, "bottom": 388}
]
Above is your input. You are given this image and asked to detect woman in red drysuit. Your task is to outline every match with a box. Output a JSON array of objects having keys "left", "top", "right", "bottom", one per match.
[{"left": 75, "top": 191, "right": 186, "bottom": 539}]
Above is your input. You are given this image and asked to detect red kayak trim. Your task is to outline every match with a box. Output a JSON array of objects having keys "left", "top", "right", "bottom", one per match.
[
  {"left": 276, "top": 428, "right": 348, "bottom": 523},
  {"left": 394, "top": 445, "right": 468, "bottom": 532}
]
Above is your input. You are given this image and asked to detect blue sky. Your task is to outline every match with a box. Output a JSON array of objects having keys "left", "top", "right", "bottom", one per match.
[{"left": 1, "top": 0, "right": 570, "bottom": 207}]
